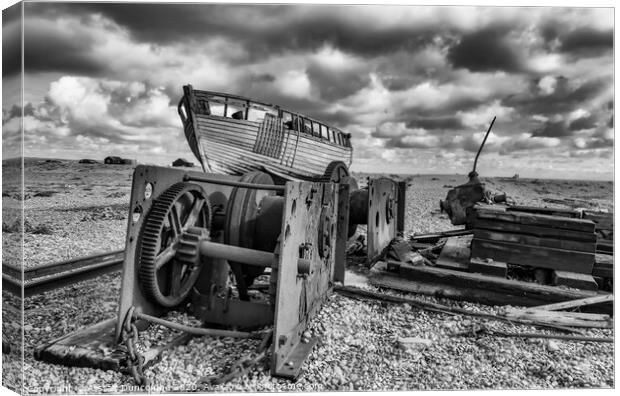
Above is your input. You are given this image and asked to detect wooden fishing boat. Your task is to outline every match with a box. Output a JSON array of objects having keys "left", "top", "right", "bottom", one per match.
[{"left": 177, "top": 85, "right": 353, "bottom": 182}]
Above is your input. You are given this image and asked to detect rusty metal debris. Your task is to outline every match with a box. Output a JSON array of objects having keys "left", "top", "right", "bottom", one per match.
[
  {"left": 440, "top": 116, "right": 508, "bottom": 226},
  {"left": 35, "top": 163, "right": 404, "bottom": 384}
]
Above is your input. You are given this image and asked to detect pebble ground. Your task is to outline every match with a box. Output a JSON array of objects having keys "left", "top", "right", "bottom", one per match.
[{"left": 1, "top": 160, "right": 614, "bottom": 393}]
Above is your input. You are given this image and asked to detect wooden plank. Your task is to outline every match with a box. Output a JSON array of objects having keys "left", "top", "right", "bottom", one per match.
[
  {"left": 436, "top": 235, "right": 472, "bottom": 270},
  {"left": 552, "top": 270, "right": 598, "bottom": 291},
  {"left": 370, "top": 261, "right": 609, "bottom": 313},
  {"left": 469, "top": 257, "right": 507, "bottom": 277},
  {"left": 582, "top": 211, "right": 613, "bottom": 230},
  {"left": 474, "top": 219, "right": 597, "bottom": 242},
  {"left": 502, "top": 307, "right": 611, "bottom": 328},
  {"left": 596, "top": 240, "right": 613, "bottom": 254},
  {"left": 475, "top": 208, "right": 596, "bottom": 233},
  {"left": 592, "top": 267, "right": 613, "bottom": 279},
  {"left": 473, "top": 229, "right": 595, "bottom": 253},
  {"left": 411, "top": 229, "right": 472, "bottom": 243},
  {"left": 533, "top": 294, "right": 613, "bottom": 311},
  {"left": 594, "top": 253, "right": 613, "bottom": 268},
  {"left": 471, "top": 239, "right": 594, "bottom": 274},
  {"left": 506, "top": 206, "right": 581, "bottom": 218}
]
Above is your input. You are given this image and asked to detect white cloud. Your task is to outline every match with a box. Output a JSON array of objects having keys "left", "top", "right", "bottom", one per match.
[
  {"left": 274, "top": 70, "right": 312, "bottom": 99},
  {"left": 538, "top": 76, "right": 557, "bottom": 95}
]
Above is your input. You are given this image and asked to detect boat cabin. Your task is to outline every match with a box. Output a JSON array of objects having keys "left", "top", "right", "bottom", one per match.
[{"left": 181, "top": 90, "right": 352, "bottom": 149}]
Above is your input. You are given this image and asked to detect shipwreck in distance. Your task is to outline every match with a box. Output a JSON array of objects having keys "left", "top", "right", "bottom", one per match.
[{"left": 178, "top": 85, "right": 353, "bottom": 183}]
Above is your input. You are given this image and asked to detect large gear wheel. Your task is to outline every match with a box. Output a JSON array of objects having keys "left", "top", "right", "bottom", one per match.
[
  {"left": 137, "top": 182, "right": 211, "bottom": 307},
  {"left": 320, "top": 161, "right": 349, "bottom": 184}
]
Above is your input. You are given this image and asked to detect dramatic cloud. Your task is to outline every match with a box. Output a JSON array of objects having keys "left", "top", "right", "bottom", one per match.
[{"left": 2, "top": 3, "right": 613, "bottom": 179}]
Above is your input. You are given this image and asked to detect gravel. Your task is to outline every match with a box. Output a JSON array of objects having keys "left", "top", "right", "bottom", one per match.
[{"left": 3, "top": 162, "right": 614, "bottom": 392}]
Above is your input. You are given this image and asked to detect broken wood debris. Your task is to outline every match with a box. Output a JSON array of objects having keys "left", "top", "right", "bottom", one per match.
[
  {"left": 370, "top": 261, "right": 610, "bottom": 314},
  {"left": 335, "top": 284, "right": 583, "bottom": 334},
  {"left": 500, "top": 307, "right": 612, "bottom": 329},
  {"left": 454, "top": 324, "right": 613, "bottom": 343},
  {"left": 532, "top": 294, "right": 613, "bottom": 312},
  {"left": 469, "top": 205, "right": 599, "bottom": 289},
  {"left": 435, "top": 235, "right": 472, "bottom": 271},
  {"left": 410, "top": 228, "right": 472, "bottom": 243}
]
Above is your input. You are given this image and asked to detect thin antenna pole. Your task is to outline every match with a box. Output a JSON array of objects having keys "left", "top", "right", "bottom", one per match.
[{"left": 472, "top": 116, "right": 496, "bottom": 175}]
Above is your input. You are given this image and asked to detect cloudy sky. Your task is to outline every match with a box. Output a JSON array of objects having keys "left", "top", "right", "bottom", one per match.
[{"left": 1, "top": 2, "right": 614, "bottom": 179}]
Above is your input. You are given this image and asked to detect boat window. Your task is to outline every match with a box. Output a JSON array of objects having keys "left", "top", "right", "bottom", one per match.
[
  {"left": 200, "top": 101, "right": 211, "bottom": 115},
  {"left": 248, "top": 108, "right": 267, "bottom": 122},
  {"left": 337, "top": 132, "right": 343, "bottom": 146},
  {"left": 303, "top": 119, "right": 312, "bottom": 135},
  {"left": 210, "top": 102, "right": 225, "bottom": 117},
  {"left": 207, "top": 95, "right": 225, "bottom": 116},
  {"left": 319, "top": 124, "right": 327, "bottom": 140},
  {"left": 283, "top": 112, "right": 302, "bottom": 131},
  {"left": 226, "top": 100, "right": 244, "bottom": 119}
]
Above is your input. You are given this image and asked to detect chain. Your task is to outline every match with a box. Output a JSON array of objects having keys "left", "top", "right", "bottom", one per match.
[
  {"left": 197, "top": 329, "right": 273, "bottom": 386},
  {"left": 120, "top": 307, "right": 150, "bottom": 387}
]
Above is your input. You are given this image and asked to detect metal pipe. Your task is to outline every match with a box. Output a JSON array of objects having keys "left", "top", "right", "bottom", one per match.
[
  {"left": 134, "top": 312, "right": 265, "bottom": 339},
  {"left": 472, "top": 116, "right": 496, "bottom": 175},
  {"left": 183, "top": 174, "right": 285, "bottom": 192},
  {"left": 199, "top": 240, "right": 274, "bottom": 267}
]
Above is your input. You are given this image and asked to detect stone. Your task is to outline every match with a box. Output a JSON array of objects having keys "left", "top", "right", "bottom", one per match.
[
  {"left": 397, "top": 337, "right": 432, "bottom": 354},
  {"left": 546, "top": 340, "right": 560, "bottom": 352}
]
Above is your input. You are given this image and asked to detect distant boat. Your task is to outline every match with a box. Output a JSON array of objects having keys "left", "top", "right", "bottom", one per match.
[{"left": 177, "top": 85, "right": 353, "bottom": 182}]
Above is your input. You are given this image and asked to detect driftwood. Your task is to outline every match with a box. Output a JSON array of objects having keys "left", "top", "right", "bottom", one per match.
[
  {"left": 501, "top": 307, "right": 612, "bottom": 329},
  {"left": 533, "top": 294, "right": 613, "bottom": 311},
  {"left": 454, "top": 325, "right": 612, "bottom": 343},
  {"left": 335, "top": 285, "right": 583, "bottom": 334}
]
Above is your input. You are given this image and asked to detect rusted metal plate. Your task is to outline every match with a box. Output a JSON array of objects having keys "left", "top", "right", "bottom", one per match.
[
  {"left": 35, "top": 318, "right": 193, "bottom": 371},
  {"left": 271, "top": 182, "right": 338, "bottom": 379},
  {"left": 192, "top": 289, "right": 273, "bottom": 329},
  {"left": 366, "top": 178, "right": 399, "bottom": 266},
  {"left": 333, "top": 179, "right": 351, "bottom": 283},
  {"left": 116, "top": 165, "right": 241, "bottom": 340},
  {"left": 35, "top": 318, "right": 124, "bottom": 371}
]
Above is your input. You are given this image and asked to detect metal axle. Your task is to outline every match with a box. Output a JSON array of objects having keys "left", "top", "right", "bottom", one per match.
[
  {"left": 199, "top": 240, "right": 274, "bottom": 268},
  {"left": 183, "top": 174, "right": 286, "bottom": 192}
]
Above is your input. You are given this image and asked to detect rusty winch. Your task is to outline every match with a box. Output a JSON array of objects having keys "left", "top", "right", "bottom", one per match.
[{"left": 35, "top": 164, "right": 405, "bottom": 384}]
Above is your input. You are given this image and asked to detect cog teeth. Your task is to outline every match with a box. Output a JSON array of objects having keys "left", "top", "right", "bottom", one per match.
[{"left": 137, "top": 182, "right": 212, "bottom": 308}]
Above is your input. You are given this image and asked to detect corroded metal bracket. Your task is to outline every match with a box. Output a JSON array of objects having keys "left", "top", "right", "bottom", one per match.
[
  {"left": 366, "top": 178, "right": 403, "bottom": 266},
  {"left": 271, "top": 181, "right": 338, "bottom": 379}
]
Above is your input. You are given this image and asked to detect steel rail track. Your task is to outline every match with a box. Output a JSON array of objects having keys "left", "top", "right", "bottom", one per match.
[{"left": 2, "top": 250, "right": 125, "bottom": 297}]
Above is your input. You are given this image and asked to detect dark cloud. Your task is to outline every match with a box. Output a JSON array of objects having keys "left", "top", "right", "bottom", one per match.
[
  {"left": 568, "top": 115, "right": 597, "bottom": 131},
  {"left": 25, "top": 3, "right": 441, "bottom": 61},
  {"left": 531, "top": 121, "right": 570, "bottom": 138},
  {"left": 309, "top": 109, "right": 357, "bottom": 128},
  {"left": 447, "top": 25, "right": 522, "bottom": 72},
  {"left": 560, "top": 27, "right": 613, "bottom": 55},
  {"left": 2, "top": 3, "right": 22, "bottom": 77},
  {"left": 248, "top": 73, "right": 276, "bottom": 84},
  {"left": 406, "top": 116, "right": 464, "bottom": 130},
  {"left": 306, "top": 63, "right": 371, "bottom": 101},
  {"left": 23, "top": 20, "right": 105, "bottom": 74},
  {"left": 607, "top": 116, "right": 613, "bottom": 128},
  {"left": 503, "top": 76, "right": 608, "bottom": 116}
]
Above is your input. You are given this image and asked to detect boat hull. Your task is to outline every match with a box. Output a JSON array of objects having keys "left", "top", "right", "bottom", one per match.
[{"left": 187, "top": 114, "right": 352, "bottom": 181}]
